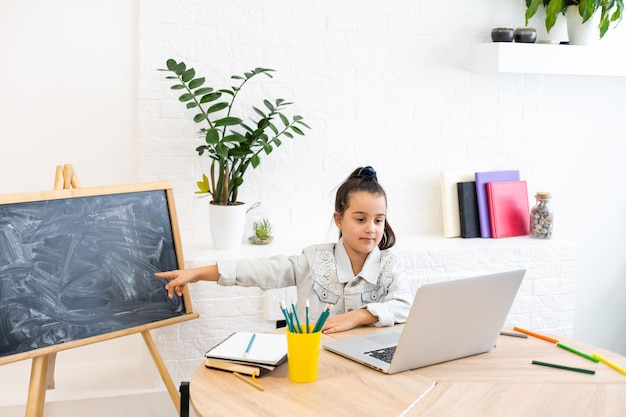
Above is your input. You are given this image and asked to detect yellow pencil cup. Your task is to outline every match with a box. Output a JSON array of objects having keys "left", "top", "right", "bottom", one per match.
[{"left": 286, "top": 325, "right": 321, "bottom": 383}]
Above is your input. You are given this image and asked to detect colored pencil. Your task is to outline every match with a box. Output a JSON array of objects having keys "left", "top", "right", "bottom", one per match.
[
  {"left": 556, "top": 342, "right": 599, "bottom": 363},
  {"left": 531, "top": 360, "right": 595, "bottom": 375},
  {"left": 305, "top": 299, "right": 310, "bottom": 333},
  {"left": 233, "top": 372, "right": 265, "bottom": 391},
  {"left": 312, "top": 304, "right": 331, "bottom": 333},
  {"left": 291, "top": 301, "right": 302, "bottom": 333},
  {"left": 500, "top": 331, "right": 528, "bottom": 339},
  {"left": 243, "top": 333, "right": 256, "bottom": 358},
  {"left": 513, "top": 326, "right": 559, "bottom": 343},
  {"left": 279, "top": 301, "right": 296, "bottom": 332},
  {"left": 593, "top": 353, "right": 626, "bottom": 376}
]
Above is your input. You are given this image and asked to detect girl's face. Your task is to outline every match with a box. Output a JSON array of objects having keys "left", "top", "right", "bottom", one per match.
[{"left": 334, "top": 191, "right": 387, "bottom": 260}]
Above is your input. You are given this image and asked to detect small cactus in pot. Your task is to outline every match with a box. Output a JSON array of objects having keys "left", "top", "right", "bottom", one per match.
[{"left": 249, "top": 217, "right": 274, "bottom": 244}]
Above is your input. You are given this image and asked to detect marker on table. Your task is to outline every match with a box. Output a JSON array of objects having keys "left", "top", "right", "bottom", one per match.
[
  {"left": 556, "top": 342, "right": 599, "bottom": 363},
  {"left": 244, "top": 333, "right": 256, "bottom": 358},
  {"left": 513, "top": 326, "right": 559, "bottom": 344},
  {"left": 500, "top": 330, "right": 528, "bottom": 339},
  {"left": 531, "top": 360, "right": 595, "bottom": 375},
  {"left": 593, "top": 352, "right": 626, "bottom": 376}
]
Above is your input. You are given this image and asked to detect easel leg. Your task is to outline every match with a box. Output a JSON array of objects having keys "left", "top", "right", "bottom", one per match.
[
  {"left": 25, "top": 355, "right": 49, "bottom": 417},
  {"left": 46, "top": 353, "right": 57, "bottom": 389},
  {"left": 26, "top": 165, "right": 74, "bottom": 417},
  {"left": 141, "top": 330, "right": 181, "bottom": 415}
]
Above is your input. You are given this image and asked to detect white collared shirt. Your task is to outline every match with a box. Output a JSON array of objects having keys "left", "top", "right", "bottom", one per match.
[{"left": 216, "top": 238, "right": 413, "bottom": 327}]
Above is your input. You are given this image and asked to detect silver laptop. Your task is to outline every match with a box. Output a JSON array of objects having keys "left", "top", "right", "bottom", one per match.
[{"left": 323, "top": 269, "right": 525, "bottom": 374}]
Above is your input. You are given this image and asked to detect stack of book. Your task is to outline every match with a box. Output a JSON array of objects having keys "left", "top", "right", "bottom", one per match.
[
  {"left": 205, "top": 331, "right": 288, "bottom": 377},
  {"left": 440, "top": 170, "right": 530, "bottom": 239}
]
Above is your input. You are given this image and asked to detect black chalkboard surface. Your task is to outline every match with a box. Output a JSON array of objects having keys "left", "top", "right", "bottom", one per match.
[{"left": 0, "top": 182, "right": 196, "bottom": 364}]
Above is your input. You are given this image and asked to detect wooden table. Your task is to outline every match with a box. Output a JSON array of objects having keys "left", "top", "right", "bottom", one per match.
[{"left": 190, "top": 327, "right": 626, "bottom": 417}]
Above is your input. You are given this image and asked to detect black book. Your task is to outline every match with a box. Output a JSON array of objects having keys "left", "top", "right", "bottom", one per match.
[{"left": 457, "top": 181, "right": 481, "bottom": 238}]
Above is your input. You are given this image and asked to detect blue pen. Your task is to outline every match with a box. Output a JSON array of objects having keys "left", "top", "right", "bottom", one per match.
[{"left": 244, "top": 333, "right": 256, "bottom": 358}]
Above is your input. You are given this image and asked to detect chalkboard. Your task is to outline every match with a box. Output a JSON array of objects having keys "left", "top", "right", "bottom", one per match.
[{"left": 0, "top": 182, "right": 197, "bottom": 364}]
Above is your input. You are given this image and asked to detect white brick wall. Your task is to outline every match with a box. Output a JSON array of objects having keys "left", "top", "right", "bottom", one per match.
[{"left": 138, "top": 0, "right": 539, "bottom": 248}]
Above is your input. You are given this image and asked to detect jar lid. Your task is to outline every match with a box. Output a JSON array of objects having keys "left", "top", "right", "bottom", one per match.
[{"left": 535, "top": 192, "right": 551, "bottom": 200}]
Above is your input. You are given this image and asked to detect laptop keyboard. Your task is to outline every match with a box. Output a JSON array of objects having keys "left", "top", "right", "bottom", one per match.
[{"left": 364, "top": 346, "right": 396, "bottom": 363}]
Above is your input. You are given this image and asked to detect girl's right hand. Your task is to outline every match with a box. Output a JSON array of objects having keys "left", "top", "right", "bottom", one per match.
[
  {"left": 154, "top": 269, "right": 195, "bottom": 299},
  {"left": 154, "top": 265, "right": 219, "bottom": 299}
]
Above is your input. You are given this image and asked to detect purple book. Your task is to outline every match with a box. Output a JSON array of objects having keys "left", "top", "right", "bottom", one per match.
[{"left": 474, "top": 170, "right": 520, "bottom": 238}]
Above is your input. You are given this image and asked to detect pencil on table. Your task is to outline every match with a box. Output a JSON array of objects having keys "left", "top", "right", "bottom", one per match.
[
  {"left": 593, "top": 353, "right": 626, "bottom": 376},
  {"left": 556, "top": 342, "right": 599, "bottom": 363},
  {"left": 499, "top": 330, "right": 528, "bottom": 339},
  {"left": 244, "top": 333, "right": 256, "bottom": 358},
  {"left": 233, "top": 372, "right": 265, "bottom": 391},
  {"left": 531, "top": 360, "right": 595, "bottom": 375},
  {"left": 513, "top": 326, "right": 559, "bottom": 344}
]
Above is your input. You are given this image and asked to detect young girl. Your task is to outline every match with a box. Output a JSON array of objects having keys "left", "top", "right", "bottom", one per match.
[{"left": 155, "top": 166, "right": 413, "bottom": 334}]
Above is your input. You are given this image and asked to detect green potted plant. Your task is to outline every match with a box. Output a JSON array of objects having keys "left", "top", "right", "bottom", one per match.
[
  {"left": 249, "top": 217, "right": 274, "bottom": 245},
  {"left": 525, "top": 0, "right": 623, "bottom": 40},
  {"left": 159, "top": 59, "right": 310, "bottom": 249},
  {"left": 160, "top": 59, "right": 310, "bottom": 205}
]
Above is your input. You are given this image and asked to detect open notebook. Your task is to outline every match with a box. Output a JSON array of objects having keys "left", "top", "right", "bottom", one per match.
[
  {"left": 323, "top": 269, "right": 525, "bottom": 374},
  {"left": 205, "top": 332, "right": 287, "bottom": 376}
]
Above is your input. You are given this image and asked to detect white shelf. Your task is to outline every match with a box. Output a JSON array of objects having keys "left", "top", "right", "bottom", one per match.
[{"left": 471, "top": 42, "right": 626, "bottom": 76}]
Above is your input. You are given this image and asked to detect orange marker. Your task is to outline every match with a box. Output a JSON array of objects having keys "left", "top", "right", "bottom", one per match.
[{"left": 513, "top": 326, "right": 559, "bottom": 344}]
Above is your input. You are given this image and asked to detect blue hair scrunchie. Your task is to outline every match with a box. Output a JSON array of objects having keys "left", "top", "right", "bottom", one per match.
[{"left": 357, "top": 166, "right": 377, "bottom": 179}]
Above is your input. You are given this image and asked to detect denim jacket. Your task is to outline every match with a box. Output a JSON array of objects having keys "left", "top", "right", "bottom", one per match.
[{"left": 216, "top": 238, "right": 413, "bottom": 327}]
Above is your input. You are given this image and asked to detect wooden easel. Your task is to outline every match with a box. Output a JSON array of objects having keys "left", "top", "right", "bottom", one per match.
[{"left": 24, "top": 165, "right": 183, "bottom": 417}]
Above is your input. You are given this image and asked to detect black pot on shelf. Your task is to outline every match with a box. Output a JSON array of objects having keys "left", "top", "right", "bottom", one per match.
[
  {"left": 514, "top": 27, "right": 537, "bottom": 43},
  {"left": 491, "top": 27, "right": 514, "bottom": 42}
]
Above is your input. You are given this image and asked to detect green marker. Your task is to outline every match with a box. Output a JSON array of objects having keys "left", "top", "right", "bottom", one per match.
[
  {"left": 532, "top": 360, "right": 595, "bottom": 375},
  {"left": 556, "top": 342, "right": 600, "bottom": 363}
]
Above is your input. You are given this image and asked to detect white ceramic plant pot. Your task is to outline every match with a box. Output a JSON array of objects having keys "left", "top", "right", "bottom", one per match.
[
  {"left": 566, "top": 5, "right": 601, "bottom": 45},
  {"left": 530, "top": 7, "right": 569, "bottom": 44},
  {"left": 209, "top": 202, "right": 247, "bottom": 250}
]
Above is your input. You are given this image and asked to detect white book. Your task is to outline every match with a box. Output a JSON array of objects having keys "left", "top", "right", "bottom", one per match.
[
  {"left": 205, "top": 332, "right": 287, "bottom": 366},
  {"left": 440, "top": 171, "right": 475, "bottom": 237}
]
